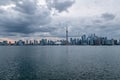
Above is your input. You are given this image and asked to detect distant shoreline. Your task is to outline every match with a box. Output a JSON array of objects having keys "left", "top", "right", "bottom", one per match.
[{"left": 0, "top": 45, "right": 120, "bottom": 46}]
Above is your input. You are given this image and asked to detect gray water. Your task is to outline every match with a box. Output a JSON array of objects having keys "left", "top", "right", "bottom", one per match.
[{"left": 0, "top": 46, "right": 120, "bottom": 80}]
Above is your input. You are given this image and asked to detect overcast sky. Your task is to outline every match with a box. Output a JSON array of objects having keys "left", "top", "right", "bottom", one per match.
[{"left": 0, "top": 0, "right": 120, "bottom": 41}]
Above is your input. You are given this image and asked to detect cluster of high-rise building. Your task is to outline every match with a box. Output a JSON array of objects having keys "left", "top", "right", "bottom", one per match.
[
  {"left": 70, "top": 34, "right": 120, "bottom": 45},
  {"left": 0, "top": 34, "right": 120, "bottom": 46},
  {"left": 0, "top": 39, "right": 66, "bottom": 46}
]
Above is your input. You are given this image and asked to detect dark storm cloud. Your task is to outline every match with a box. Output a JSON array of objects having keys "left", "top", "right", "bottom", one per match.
[
  {"left": 0, "top": 0, "right": 53, "bottom": 36},
  {"left": 0, "top": 0, "right": 76, "bottom": 38},
  {"left": 6, "top": 26, "right": 56, "bottom": 35},
  {"left": 101, "top": 13, "right": 116, "bottom": 21},
  {"left": 13, "top": 0, "right": 37, "bottom": 14},
  {"left": 92, "top": 13, "right": 116, "bottom": 24},
  {"left": 46, "top": 0, "right": 75, "bottom": 12}
]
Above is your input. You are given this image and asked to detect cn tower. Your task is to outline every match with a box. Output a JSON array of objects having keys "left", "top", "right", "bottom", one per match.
[{"left": 66, "top": 26, "right": 68, "bottom": 45}]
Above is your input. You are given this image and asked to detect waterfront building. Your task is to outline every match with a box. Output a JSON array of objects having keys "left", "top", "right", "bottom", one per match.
[
  {"left": 17, "top": 40, "right": 25, "bottom": 46},
  {"left": 40, "top": 39, "right": 48, "bottom": 45},
  {"left": 55, "top": 41, "right": 62, "bottom": 45},
  {"left": 2, "top": 41, "right": 8, "bottom": 45},
  {"left": 26, "top": 40, "right": 29, "bottom": 45},
  {"left": 34, "top": 40, "right": 38, "bottom": 45},
  {"left": 105, "top": 40, "right": 113, "bottom": 45},
  {"left": 81, "top": 35, "right": 87, "bottom": 45}
]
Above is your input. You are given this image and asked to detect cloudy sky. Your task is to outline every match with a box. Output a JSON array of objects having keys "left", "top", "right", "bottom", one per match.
[{"left": 0, "top": 0, "right": 120, "bottom": 41}]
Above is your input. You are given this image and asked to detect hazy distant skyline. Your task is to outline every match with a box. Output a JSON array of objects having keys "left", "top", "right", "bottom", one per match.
[{"left": 0, "top": 0, "right": 120, "bottom": 41}]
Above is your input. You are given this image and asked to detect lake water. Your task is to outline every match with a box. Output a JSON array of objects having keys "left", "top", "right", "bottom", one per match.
[{"left": 0, "top": 46, "right": 120, "bottom": 80}]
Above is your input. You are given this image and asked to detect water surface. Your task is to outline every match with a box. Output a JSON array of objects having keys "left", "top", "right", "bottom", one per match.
[{"left": 0, "top": 46, "right": 120, "bottom": 80}]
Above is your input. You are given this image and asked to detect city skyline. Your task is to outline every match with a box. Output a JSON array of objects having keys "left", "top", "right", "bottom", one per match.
[
  {"left": 1, "top": 33, "right": 120, "bottom": 46},
  {"left": 0, "top": 0, "right": 120, "bottom": 41}
]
